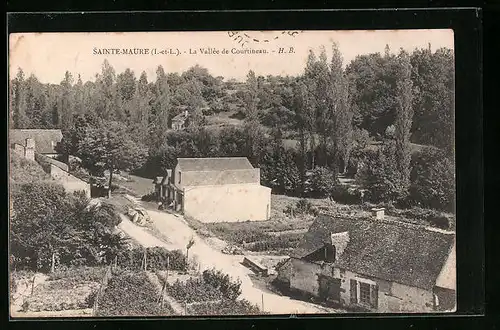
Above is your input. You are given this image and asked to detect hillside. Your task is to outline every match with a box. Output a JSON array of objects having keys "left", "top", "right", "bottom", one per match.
[{"left": 9, "top": 152, "right": 52, "bottom": 185}]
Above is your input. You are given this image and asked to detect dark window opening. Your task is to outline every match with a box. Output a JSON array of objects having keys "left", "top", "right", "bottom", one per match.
[{"left": 304, "top": 244, "right": 336, "bottom": 262}]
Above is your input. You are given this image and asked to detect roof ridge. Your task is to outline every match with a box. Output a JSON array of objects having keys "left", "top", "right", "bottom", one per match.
[
  {"left": 178, "top": 157, "right": 249, "bottom": 159},
  {"left": 319, "top": 212, "right": 455, "bottom": 236}
]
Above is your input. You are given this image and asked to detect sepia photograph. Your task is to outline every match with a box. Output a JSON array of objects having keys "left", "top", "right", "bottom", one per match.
[{"left": 8, "top": 30, "right": 456, "bottom": 317}]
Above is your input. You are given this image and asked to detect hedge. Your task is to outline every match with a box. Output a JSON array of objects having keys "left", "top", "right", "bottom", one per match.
[
  {"left": 114, "top": 246, "right": 187, "bottom": 271},
  {"left": 186, "top": 299, "right": 263, "bottom": 315}
]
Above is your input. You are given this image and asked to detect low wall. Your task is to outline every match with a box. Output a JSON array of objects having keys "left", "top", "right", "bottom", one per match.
[
  {"left": 33, "top": 153, "right": 90, "bottom": 197},
  {"left": 49, "top": 164, "right": 91, "bottom": 198},
  {"left": 35, "top": 153, "right": 69, "bottom": 172}
]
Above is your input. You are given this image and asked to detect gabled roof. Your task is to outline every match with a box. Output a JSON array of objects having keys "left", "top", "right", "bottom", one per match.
[
  {"left": 177, "top": 157, "right": 254, "bottom": 172},
  {"left": 293, "top": 214, "right": 455, "bottom": 291},
  {"left": 10, "top": 129, "right": 63, "bottom": 154}
]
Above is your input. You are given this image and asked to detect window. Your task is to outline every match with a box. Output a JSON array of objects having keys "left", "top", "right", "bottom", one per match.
[
  {"left": 359, "top": 282, "right": 371, "bottom": 305},
  {"left": 178, "top": 172, "right": 181, "bottom": 184},
  {"left": 350, "top": 279, "right": 379, "bottom": 309}
]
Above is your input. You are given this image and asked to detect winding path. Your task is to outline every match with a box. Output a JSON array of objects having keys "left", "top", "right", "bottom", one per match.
[{"left": 117, "top": 197, "right": 339, "bottom": 315}]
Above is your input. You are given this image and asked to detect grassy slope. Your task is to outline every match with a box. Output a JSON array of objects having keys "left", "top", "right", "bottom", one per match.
[{"left": 9, "top": 152, "right": 52, "bottom": 184}]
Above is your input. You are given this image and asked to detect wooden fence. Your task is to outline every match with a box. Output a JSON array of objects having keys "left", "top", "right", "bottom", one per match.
[{"left": 92, "top": 265, "right": 113, "bottom": 316}]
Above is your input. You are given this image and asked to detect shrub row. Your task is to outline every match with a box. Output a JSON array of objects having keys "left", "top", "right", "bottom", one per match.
[
  {"left": 246, "top": 233, "right": 303, "bottom": 252},
  {"left": 114, "top": 246, "right": 187, "bottom": 271},
  {"left": 48, "top": 266, "right": 107, "bottom": 283},
  {"left": 394, "top": 207, "right": 452, "bottom": 229},
  {"left": 186, "top": 299, "right": 263, "bottom": 315},
  {"left": 166, "top": 268, "right": 242, "bottom": 304}
]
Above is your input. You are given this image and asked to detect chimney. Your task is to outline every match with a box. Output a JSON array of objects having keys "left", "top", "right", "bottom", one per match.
[
  {"left": 330, "top": 231, "right": 349, "bottom": 261},
  {"left": 371, "top": 207, "right": 385, "bottom": 220},
  {"left": 24, "top": 138, "right": 35, "bottom": 161}
]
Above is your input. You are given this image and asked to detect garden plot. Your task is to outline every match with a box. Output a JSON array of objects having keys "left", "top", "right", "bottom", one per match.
[
  {"left": 155, "top": 268, "right": 264, "bottom": 316},
  {"left": 96, "top": 269, "right": 175, "bottom": 316},
  {"left": 18, "top": 267, "right": 105, "bottom": 314}
]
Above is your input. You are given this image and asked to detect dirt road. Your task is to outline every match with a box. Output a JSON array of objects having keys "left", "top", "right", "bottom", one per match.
[{"left": 117, "top": 199, "right": 339, "bottom": 315}]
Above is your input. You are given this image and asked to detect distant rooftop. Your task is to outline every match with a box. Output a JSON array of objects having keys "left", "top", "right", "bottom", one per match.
[
  {"left": 177, "top": 157, "right": 254, "bottom": 172},
  {"left": 10, "top": 129, "right": 63, "bottom": 154}
]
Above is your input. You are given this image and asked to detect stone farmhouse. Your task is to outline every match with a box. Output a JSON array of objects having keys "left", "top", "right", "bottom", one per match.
[
  {"left": 275, "top": 211, "right": 456, "bottom": 313},
  {"left": 10, "top": 129, "right": 91, "bottom": 198},
  {"left": 154, "top": 157, "right": 271, "bottom": 223}
]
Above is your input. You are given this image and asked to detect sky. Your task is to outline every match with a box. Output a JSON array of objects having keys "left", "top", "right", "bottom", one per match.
[{"left": 9, "top": 30, "right": 454, "bottom": 84}]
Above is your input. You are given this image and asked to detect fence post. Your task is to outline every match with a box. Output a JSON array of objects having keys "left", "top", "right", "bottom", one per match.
[{"left": 31, "top": 275, "right": 36, "bottom": 295}]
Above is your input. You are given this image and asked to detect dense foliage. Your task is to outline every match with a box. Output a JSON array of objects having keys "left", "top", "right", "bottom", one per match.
[
  {"left": 186, "top": 299, "right": 263, "bottom": 315},
  {"left": 10, "top": 44, "right": 455, "bottom": 211},
  {"left": 165, "top": 268, "right": 261, "bottom": 315},
  {"left": 167, "top": 277, "right": 223, "bottom": 303},
  {"left": 10, "top": 181, "right": 125, "bottom": 272},
  {"left": 97, "top": 270, "right": 174, "bottom": 316}
]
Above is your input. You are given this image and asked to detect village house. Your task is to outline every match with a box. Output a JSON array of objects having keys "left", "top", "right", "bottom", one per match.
[
  {"left": 156, "top": 157, "right": 272, "bottom": 223},
  {"left": 9, "top": 129, "right": 91, "bottom": 198},
  {"left": 171, "top": 110, "right": 189, "bottom": 130},
  {"left": 10, "top": 129, "right": 63, "bottom": 160},
  {"left": 275, "top": 210, "right": 456, "bottom": 313}
]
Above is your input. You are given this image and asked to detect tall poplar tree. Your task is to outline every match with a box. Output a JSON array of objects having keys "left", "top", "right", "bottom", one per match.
[
  {"left": 11, "top": 68, "right": 28, "bottom": 128},
  {"left": 394, "top": 49, "right": 414, "bottom": 199},
  {"left": 329, "top": 42, "right": 353, "bottom": 174},
  {"left": 60, "top": 71, "right": 74, "bottom": 129}
]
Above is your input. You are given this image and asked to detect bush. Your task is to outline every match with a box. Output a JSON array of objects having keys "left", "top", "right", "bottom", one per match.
[
  {"left": 330, "top": 186, "right": 363, "bottom": 205},
  {"left": 307, "top": 167, "right": 338, "bottom": 198},
  {"left": 283, "top": 199, "right": 319, "bottom": 217},
  {"left": 409, "top": 148, "right": 455, "bottom": 212},
  {"left": 97, "top": 270, "right": 173, "bottom": 316},
  {"left": 202, "top": 268, "right": 242, "bottom": 300},
  {"left": 165, "top": 268, "right": 242, "bottom": 305},
  {"left": 167, "top": 278, "right": 222, "bottom": 303},
  {"left": 187, "top": 299, "right": 263, "bottom": 315}
]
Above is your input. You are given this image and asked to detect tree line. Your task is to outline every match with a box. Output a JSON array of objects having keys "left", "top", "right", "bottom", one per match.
[{"left": 9, "top": 43, "right": 454, "bottom": 211}]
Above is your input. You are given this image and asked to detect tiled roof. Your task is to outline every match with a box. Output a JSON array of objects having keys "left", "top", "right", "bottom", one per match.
[
  {"left": 293, "top": 214, "right": 455, "bottom": 290},
  {"left": 10, "top": 129, "right": 63, "bottom": 154},
  {"left": 182, "top": 169, "right": 260, "bottom": 186},
  {"left": 177, "top": 157, "right": 254, "bottom": 172}
]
